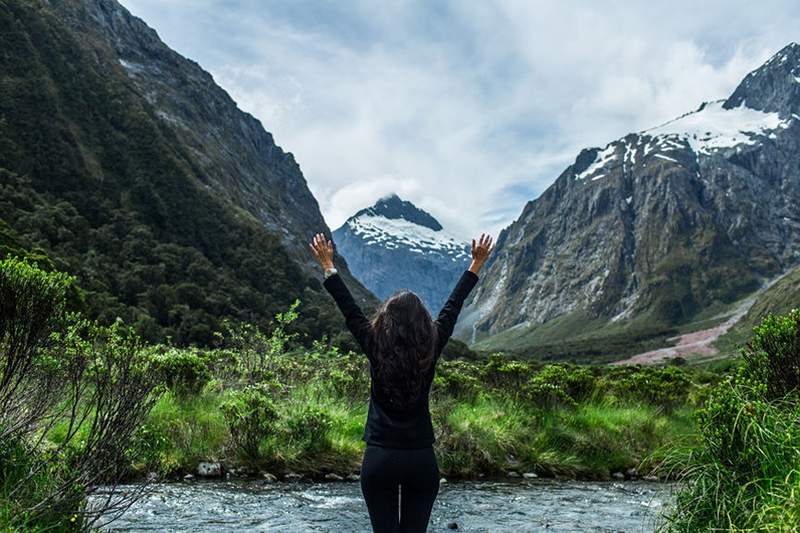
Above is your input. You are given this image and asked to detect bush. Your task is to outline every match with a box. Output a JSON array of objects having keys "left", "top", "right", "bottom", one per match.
[
  {"left": 663, "top": 310, "right": 800, "bottom": 531},
  {"left": 0, "top": 257, "right": 72, "bottom": 441},
  {"left": 480, "top": 352, "right": 535, "bottom": 390},
  {"left": 741, "top": 309, "right": 800, "bottom": 400},
  {"left": 220, "top": 384, "right": 279, "bottom": 460},
  {"left": 434, "top": 360, "right": 482, "bottom": 399},
  {"left": 604, "top": 366, "right": 692, "bottom": 410},
  {"left": 523, "top": 364, "right": 595, "bottom": 408},
  {"left": 285, "top": 405, "right": 333, "bottom": 454},
  {"left": 0, "top": 258, "right": 159, "bottom": 529},
  {"left": 147, "top": 346, "right": 212, "bottom": 396}
]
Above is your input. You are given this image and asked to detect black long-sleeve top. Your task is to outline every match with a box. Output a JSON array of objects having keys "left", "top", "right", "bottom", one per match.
[{"left": 323, "top": 270, "right": 479, "bottom": 449}]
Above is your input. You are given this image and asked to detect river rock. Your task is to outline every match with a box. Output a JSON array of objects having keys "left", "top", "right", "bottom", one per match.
[
  {"left": 284, "top": 472, "right": 302, "bottom": 481},
  {"left": 182, "top": 474, "right": 195, "bottom": 482},
  {"left": 625, "top": 468, "right": 638, "bottom": 479},
  {"left": 523, "top": 472, "right": 538, "bottom": 479},
  {"left": 197, "top": 462, "right": 222, "bottom": 478},
  {"left": 261, "top": 472, "right": 277, "bottom": 483},
  {"left": 446, "top": 522, "right": 459, "bottom": 529},
  {"left": 347, "top": 473, "right": 361, "bottom": 481},
  {"left": 612, "top": 472, "right": 625, "bottom": 480},
  {"left": 643, "top": 475, "right": 659, "bottom": 482},
  {"left": 439, "top": 478, "right": 447, "bottom": 484},
  {"left": 325, "top": 473, "right": 344, "bottom": 481},
  {"left": 146, "top": 472, "right": 159, "bottom": 482},
  {"left": 507, "top": 471, "right": 520, "bottom": 478}
]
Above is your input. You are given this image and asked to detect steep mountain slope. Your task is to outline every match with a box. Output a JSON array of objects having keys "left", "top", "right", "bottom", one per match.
[
  {"left": 0, "top": 0, "right": 374, "bottom": 345},
  {"left": 333, "top": 194, "right": 470, "bottom": 311},
  {"left": 715, "top": 265, "right": 800, "bottom": 354},
  {"left": 459, "top": 44, "right": 800, "bottom": 357}
]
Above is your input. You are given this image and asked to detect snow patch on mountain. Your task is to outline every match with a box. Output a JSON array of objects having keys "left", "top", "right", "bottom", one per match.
[
  {"left": 348, "top": 215, "right": 469, "bottom": 260},
  {"left": 644, "top": 100, "right": 790, "bottom": 154},
  {"left": 575, "top": 144, "right": 617, "bottom": 181}
]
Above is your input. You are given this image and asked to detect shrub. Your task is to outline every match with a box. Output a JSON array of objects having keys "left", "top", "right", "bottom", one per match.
[
  {"left": 215, "top": 300, "right": 301, "bottom": 383},
  {"left": 523, "top": 364, "right": 595, "bottom": 408},
  {"left": 434, "top": 360, "right": 482, "bottom": 399},
  {"left": 480, "top": 352, "right": 535, "bottom": 390},
  {"left": 741, "top": 309, "right": 800, "bottom": 400},
  {"left": 147, "top": 346, "right": 212, "bottom": 396},
  {"left": 0, "top": 257, "right": 72, "bottom": 441},
  {"left": 663, "top": 310, "right": 800, "bottom": 531},
  {"left": 285, "top": 405, "right": 333, "bottom": 454},
  {"left": 310, "top": 342, "right": 369, "bottom": 399},
  {"left": 605, "top": 366, "right": 692, "bottom": 410},
  {"left": 220, "top": 384, "right": 279, "bottom": 460}
]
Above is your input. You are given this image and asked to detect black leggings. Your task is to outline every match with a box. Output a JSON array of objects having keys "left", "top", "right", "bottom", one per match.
[{"left": 360, "top": 444, "right": 440, "bottom": 532}]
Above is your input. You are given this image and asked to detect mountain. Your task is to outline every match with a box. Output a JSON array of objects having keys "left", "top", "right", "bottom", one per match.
[
  {"left": 715, "top": 264, "right": 800, "bottom": 354},
  {"left": 0, "top": 0, "right": 375, "bottom": 345},
  {"left": 458, "top": 43, "right": 800, "bottom": 358},
  {"left": 333, "top": 194, "right": 470, "bottom": 311}
]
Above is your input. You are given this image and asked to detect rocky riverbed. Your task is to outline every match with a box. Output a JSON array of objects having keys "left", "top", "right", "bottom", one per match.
[{"left": 93, "top": 479, "right": 673, "bottom": 532}]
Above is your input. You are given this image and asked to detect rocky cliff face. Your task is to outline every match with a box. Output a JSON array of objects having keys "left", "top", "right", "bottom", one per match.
[
  {"left": 333, "top": 195, "right": 470, "bottom": 311},
  {"left": 460, "top": 44, "right": 800, "bottom": 353}
]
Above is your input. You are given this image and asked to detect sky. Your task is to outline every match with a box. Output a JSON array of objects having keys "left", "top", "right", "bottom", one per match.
[{"left": 120, "top": 0, "right": 800, "bottom": 240}]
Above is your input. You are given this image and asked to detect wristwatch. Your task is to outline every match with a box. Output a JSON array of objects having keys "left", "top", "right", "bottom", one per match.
[{"left": 324, "top": 267, "right": 338, "bottom": 279}]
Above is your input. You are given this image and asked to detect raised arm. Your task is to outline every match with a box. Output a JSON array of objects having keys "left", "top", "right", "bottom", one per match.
[
  {"left": 434, "top": 233, "right": 493, "bottom": 353},
  {"left": 309, "top": 233, "right": 373, "bottom": 354}
]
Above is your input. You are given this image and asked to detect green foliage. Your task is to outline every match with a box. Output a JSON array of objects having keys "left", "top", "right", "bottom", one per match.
[
  {"left": 284, "top": 404, "right": 333, "bottom": 454},
  {"left": 134, "top": 390, "right": 228, "bottom": 475},
  {"left": 741, "top": 309, "right": 800, "bottom": 400},
  {"left": 602, "top": 366, "right": 693, "bottom": 410},
  {"left": 433, "top": 359, "right": 482, "bottom": 399},
  {"left": 0, "top": 435, "right": 83, "bottom": 532},
  {"left": 0, "top": 258, "right": 159, "bottom": 531},
  {"left": 147, "top": 346, "right": 213, "bottom": 396},
  {"left": 480, "top": 352, "right": 536, "bottom": 389},
  {"left": 215, "top": 300, "right": 301, "bottom": 383},
  {"left": 220, "top": 384, "right": 280, "bottom": 460},
  {"left": 524, "top": 364, "right": 595, "bottom": 408},
  {"left": 664, "top": 309, "right": 800, "bottom": 531}
]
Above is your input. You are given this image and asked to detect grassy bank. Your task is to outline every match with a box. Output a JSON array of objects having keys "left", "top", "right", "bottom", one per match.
[
  {"left": 135, "top": 378, "right": 697, "bottom": 481},
  {"left": 128, "top": 321, "right": 707, "bottom": 481}
]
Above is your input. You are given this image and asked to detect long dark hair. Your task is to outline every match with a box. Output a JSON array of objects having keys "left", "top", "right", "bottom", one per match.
[{"left": 371, "top": 290, "right": 437, "bottom": 411}]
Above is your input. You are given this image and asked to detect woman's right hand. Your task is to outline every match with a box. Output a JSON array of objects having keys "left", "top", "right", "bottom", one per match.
[
  {"left": 469, "top": 233, "right": 493, "bottom": 274},
  {"left": 309, "top": 232, "right": 335, "bottom": 271}
]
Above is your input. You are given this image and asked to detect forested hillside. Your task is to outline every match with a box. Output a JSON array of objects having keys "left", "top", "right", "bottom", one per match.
[{"left": 0, "top": 0, "right": 374, "bottom": 346}]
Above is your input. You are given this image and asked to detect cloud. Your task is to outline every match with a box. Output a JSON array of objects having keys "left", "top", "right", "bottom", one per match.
[{"left": 121, "top": 0, "right": 800, "bottom": 240}]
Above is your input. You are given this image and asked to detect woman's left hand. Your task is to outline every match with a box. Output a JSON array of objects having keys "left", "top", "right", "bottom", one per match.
[{"left": 309, "top": 232, "right": 335, "bottom": 270}]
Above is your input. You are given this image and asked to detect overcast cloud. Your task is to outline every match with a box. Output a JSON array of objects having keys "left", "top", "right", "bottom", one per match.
[{"left": 121, "top": 0, "right": 800, "bottom": 240}]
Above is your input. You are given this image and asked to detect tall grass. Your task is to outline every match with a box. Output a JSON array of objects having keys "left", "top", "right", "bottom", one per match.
[
  {"left": 135, "top": 372, "right": 696, "bottom": 481},
  {"left": 661, "top": 310, "right": 800, "bottom": 531}
]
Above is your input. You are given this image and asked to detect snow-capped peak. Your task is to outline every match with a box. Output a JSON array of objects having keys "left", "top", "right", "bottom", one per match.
[
  {"left": 346, "top": 215, "right": 469, "bottom": 260},
  {"left": 353, "top": 194, "right": 443, "bottom": 231}
]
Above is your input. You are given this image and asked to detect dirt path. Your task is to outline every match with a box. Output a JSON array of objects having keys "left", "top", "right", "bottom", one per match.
[{"left": 613, "top": 270, "right": 792, "bottom": 365}]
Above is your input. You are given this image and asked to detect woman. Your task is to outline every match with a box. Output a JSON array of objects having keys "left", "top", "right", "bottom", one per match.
[{"left": 309, "top": 232, "right": 493, "bottom": 532}]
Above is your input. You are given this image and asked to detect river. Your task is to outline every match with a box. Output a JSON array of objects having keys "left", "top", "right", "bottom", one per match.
[{"left": 93, "top": 478, "right": 672, "bottom": 532}]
